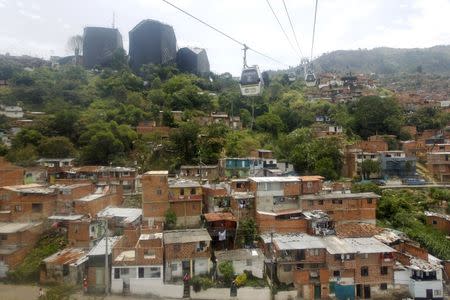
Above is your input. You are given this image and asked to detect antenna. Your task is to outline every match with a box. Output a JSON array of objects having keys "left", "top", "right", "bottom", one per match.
[{"left": 112, "top": 11, "right": 116, "bottom": 29}]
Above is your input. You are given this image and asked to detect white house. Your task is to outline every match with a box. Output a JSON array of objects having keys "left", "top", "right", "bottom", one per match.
[
  {"left": 215, "top": 248, "right": 265, "bottom": 278},
  {"left": 0, "top": 105, "right": 23, "bottom": 119}
]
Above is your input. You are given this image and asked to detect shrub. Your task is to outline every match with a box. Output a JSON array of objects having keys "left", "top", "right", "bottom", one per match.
[
  {"left": 191, "top": 276, "right": 202, "bottom": 293},
  {"left": 191, "top": 276, "right": 214, "bottom": 292},
  {"left": 164, "top": 209, "right": 177, "bottom": 229},
  {"left": 235, "top": 273, "right": 247, "bottom": 287},
  {"left": 218, "top": 261, "right": 234, "bottom": 286}
]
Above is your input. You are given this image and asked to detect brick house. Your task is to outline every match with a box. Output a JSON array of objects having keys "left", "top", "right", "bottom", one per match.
[
  {"left": 266, "top": 233, "right": 396, "bottom": 299},
  {"left": 215, "top": 248, "right": 265, "bottom": 278},
  {"left": 0, "top": 157, "right": 24, "bottom": 186},
  {"left": 202, "top": 183, "right": 230, "bottom": 213},
  {"left": 111, "top": 227, "right": 164, "bottom": 294},
  {"left": 168, "top": 179, "right": 203, "bottom": 227},
  {"left": 53, "top": 183, "right": 95, "bottom": 214},
  {"left": 424, "top": 211, "right": 450, "bottom": 235},
  {"left": 230, "top": 191, "right": 254, "bottom": 221},
  {"left": 203, "top": 212, "right": 237, "bottom": 250},
  {"left": 300, "top": 192, "right": 379, "bottom": 225},
  {"left": 0, "top": 184, "right": 57, "bottom": 222},
  {"left": 73, "top": 185, "right": 123, "bottom": 217},
  {"left": 66, "top": 218, "right": 105, "bottom": 248},
  {"left": 299, "top": 176, "right": 324, "bottom": 194},
  {"left": 427, "top": 152, "right": 450, "bottom": 182},
  {"left": 141, "top": 171, "right": 169, "bottom": 224},
  {"left": 0, "top": 221, "right": 43, "bottom": 277},
  {"left": 40, "top": 247, "right": 88, "bottom": 284},
  {"left": 179, "top": 165, "right": 220, "bottom": 182},
  {"left": 163, "top": 228, "right": 211, "bottom": 281}
]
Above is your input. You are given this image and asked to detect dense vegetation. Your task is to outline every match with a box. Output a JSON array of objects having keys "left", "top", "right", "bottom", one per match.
[
  {"left": 377, "top": 188, "right": 450, "bottom": 259},
  {"left": 315, "top": 45, "right": 450, "bottom": 75}
]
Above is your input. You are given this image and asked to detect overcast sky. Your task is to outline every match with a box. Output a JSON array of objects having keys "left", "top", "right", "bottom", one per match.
[{"left": 1, "top": 0, "right": 449, "bottom": 75}]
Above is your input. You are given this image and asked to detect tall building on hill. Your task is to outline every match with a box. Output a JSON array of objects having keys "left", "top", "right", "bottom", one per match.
[
  {"left": 176, "top": 47, "right": 210, "bottom": 76},
  {"left": 128, "top": 19, "right": 177, "bottom": 72},
  {"left": 83, "top": 27, "right": 123, "bottom": 69}
]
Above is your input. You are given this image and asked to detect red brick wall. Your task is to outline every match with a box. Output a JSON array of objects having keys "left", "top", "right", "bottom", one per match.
[
  {"left": 164, "top": 242, "right": 210, "bottom": 260},
  {"left": 256, "top": 212, "right": 308, "bottom": 233},
  {"left": 394, "top": 242, "right": 428, "bottom": 261},
  {"left": 0, "top": 158, "right": 24, "bottom": 186},
  {"left": 425, "top": 215, "right": 450, "bottom": 234},
  {"left": 142, "top": 173, "right": 169, "bottom": 219}
]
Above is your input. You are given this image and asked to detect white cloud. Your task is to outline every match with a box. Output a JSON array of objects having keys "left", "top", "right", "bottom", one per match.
[{"left": 19, "top": 9, "right": 41, "bottom": 20}]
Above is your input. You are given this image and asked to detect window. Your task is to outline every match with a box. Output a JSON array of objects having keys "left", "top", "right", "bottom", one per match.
[
  {"left": 121, "top": 268, "right": 129, "bottom": 275},
  {"left": 380, "top": 266, "right": 388, "bottom": 275},
  {"left": 236, "top": 182, "right": 243, "bottom": 189},
  {"left": 334, "top": 254, "right": 341, "bottom": 261},
  {"left": 15, "top": 205, "right": 22, "bottom": 212},
  {"left": 160, "top": 176, "right": 165, "bottom": 183},
  {"left": 138, "top": 267, "right": 144, "bottom": 278},
  {"left": 432, "top": 220, "right": 437, "bottom": 225},
  {"left": 318, "top": 200, "right": 324, "bottom": 205},
  {"left": 171, "top": 263, "right": 178, "bottom": 271},
  {"left": 308, "top": 200, "right": 314, "bottom": 206},
  {"left": 196, "top": 241, "right": 207, "bottom": 252},
  {"left": 332, "top": 199, "right": 342, "bottom": 204},
  {"left": 434, "top": 290, "right": 442, "bottom": 296},
  {"left": 361, "top": 266, "right": 369, "bottom": 276},
  {"left": 32, "top": 203, "right": 42, "bottom": 212},
  {"left": 0, "top": 234, "right": 6, "bottom": 241},
  {"left": 149, "top": 267, "right": 161, "bottom": 278},
  {"left": 333, "top": 270, "right": 340, "bottom": 277},
  {"left": 309, "top": 249, "right": 320, "bottom": 256},
  {"left": 246, "top": 259, "right": 252, "bottom": 266},
  {"left": 180, "top": 189, "right": 185, "bottom": 196},
  {"left": 190, "top": 188, "right": 196, "bottom": 195},
  {"left": 360, "top": 253, "right": 368, "bottom": 259},
  {"left": 283, "top": 264, "right": 292, "bottom": 272},
  {"left": 174, "top": 244, "right": 181, "bottom": 252},
  {"left": 144, "top": 249, "right": 156, "bottom": 259},
  {"left": 114, "top": 268, "right": 120, "bottom": 279},
  {"left": 156, "top": 189, "right": 162, "bottom": 195},
  {"left": 380, "top": 283, "right": 387, "bottom": 290},
  {"left": 367, "top": 199, "right": 372, "bottom": 204}
]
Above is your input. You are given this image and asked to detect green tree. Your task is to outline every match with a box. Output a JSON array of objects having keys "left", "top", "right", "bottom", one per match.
[
  {"left": 6, "top": 144, "right": 38, "bottom": 166},
  {"left": 218, "top": 261, "right": 235, "bottom": 286},
  {"left": 81, "top": 131, "right": 124, "bottom": 164},
  {"left": 169, "top": 122, "right": 200, "bottom": 165},
  {"left": 237, "top": 218, "right": 258, "bottom": 247},
  {"left": 361, "top": 159, "right": 381, "bottom": 179},
  {"left": 38, "top": 136, "right": 76, "bottom": 158},
  {"left": 351, "top": 96, "right": 403, "bottom": 139},
  {"left": 254, "top": 113, "right": 284, "bottom": 136}
]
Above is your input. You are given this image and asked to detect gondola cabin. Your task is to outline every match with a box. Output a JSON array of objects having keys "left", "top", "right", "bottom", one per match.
[{"left": 239, "top": 66, "right": 264, "bottom": 96}]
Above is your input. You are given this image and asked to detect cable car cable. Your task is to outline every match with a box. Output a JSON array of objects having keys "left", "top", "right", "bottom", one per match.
[
  {"left": 282, "top": 0, "right": 304, "bottom": 58},
  {"left": 265, "top": 0, "right": 301, "bottom": 60},
  {"left": 310, "top": 0, "right": 319, "bottom": 62},
  {"left": 161, "top": 0, "right": 289, "bottom": 67}
]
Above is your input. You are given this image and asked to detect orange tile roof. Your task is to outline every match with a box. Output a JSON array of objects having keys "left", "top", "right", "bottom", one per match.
[
  {"left": 299, "top": 176, "right": 325, "bottom": 181},
  {"left": 335, "top": 223, "right": 383, "bottom": 238},
  {"left": 204, "top": 212, "right": 237, "bottom": 222}
]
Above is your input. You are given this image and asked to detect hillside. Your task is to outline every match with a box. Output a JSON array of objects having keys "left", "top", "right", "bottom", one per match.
[{"left": 314, "top": 45, "right": 450, "bottom": 75}]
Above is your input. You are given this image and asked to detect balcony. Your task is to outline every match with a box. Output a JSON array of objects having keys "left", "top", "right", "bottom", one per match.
[{"left": 168, "top": 194, "right": 202, "bottom": 202}]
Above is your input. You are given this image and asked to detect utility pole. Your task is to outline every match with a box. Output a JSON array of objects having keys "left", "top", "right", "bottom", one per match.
[
  {"left": 270, "top": 231, "right": 275, "bottom": 300},
  {"left": 104, "top": 219, "right": 109, "bottom": 295}
]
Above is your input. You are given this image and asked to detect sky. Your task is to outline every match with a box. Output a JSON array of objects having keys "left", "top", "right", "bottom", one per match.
[{"left": 0, "top": 0, "right": 449, "bottom": 75}]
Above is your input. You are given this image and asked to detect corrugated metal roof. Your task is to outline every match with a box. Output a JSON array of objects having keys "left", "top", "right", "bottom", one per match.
[
  {"left": 204, "top": 212, "right": 237, "bottom": 222},
  {"left": 97, "top": 207, "right": 142, "bottom": 224},
  {"left": 145, "top": 170, "right": 168, "bottom": 175},
  {"left": 0, "top": 222, "right": 40, "bottom": 234},
  {"left": 216, "top": 248, "right": 264, "bottom": 261},
  {"left": 300, "top": 192, "right": 380, "bottom": 200},
  {"left": 48, "top": 215, "right": 85, "bottom": 221},
  {"left": 249, "top": 176, "right": 300, "bottom": 183},
  {"left": 424, "top": 211, "right": 450, "bottom": 221},
  {"left": 88, "top": 236, "right": 121, "bottom": 256},
  {"left": 343, "top": 238, "right": 395, "bottom": 253},
  {"left": 164, "top": 229, "right": 211, "bottom": 244},
  {"left": 43, "top": 247, "right": 88, "bottom": 266},
  {"left": 272, "top": 234, "right": 326, "bottom": 250}
]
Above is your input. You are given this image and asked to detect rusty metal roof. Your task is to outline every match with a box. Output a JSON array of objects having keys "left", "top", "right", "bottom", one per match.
[
  {"left": 43, "top": 247, "right": 88, "bottom": 266},
  {"left": 204, "top": 212, "right": 237, "bottom": 222}
]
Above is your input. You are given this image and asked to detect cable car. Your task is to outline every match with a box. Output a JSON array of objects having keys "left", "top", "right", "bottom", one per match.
[
  {"left": 305, "top": 71, "right": 316, "bottom": 87},
  {"left": 239, "top": 65, "right": 264, "bottom": 96},
  {"left": 288, "top": 72, "right": 296, "bottom": 82}
]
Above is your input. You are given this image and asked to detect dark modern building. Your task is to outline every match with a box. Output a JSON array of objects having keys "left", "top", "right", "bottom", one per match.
[
  {"left": 176, "top": 47, "right": 210, "bottom": 76},
  {"left": 83, "top": 27, "right": 123, "bottom": 69},
  {"left": 129, "top": 19, "right": 177, "bottom": 72}
]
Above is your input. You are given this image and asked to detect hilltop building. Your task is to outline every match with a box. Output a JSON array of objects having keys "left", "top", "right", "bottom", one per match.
[
  {"left": 129, "top": 20, "right": 177, "bottom": 72},
  {"left": 176, "top": 47, "right": 210, "bottom": 76},
  {"left": 83, "top": 27, "right": 123, "bottom": 69}
]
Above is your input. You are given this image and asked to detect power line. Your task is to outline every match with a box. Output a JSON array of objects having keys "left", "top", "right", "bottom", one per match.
[
  {"left": 282, "top": 0, "right": 304, "bottom": 59},
  {"left": 161, "top": 0, "right": 289, "bottom": 67},
  {"left": 264, "top": 0, "right": 300, "bottom": 60},
  {"left": 310, "top": 0, "right": 319, "bottom": 62}
]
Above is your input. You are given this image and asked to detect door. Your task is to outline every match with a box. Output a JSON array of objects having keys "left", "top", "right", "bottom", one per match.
[
  {"left": 182, "top": 260, "right": 191, "bottom": 277},
  {"left": 314, "top": 284, "right": 321, "bottom": 299},
  {"left": 356, "top": 284, "right": 362, "bottom": 298},
  {"left": 363, "top": 285, "right": 371, "bottom": 299},
  {"left": 426, "top": 289, "right": 433, "bottom": 299}
]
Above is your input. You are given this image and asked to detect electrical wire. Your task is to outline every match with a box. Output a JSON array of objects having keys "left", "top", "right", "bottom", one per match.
[
  {"left": 310, "top": 0, "right": 319, "bottom": 62},
  {"left": 281, "top": 0, "right": 304, "bottom": 59},
  {"left": 161, "top": 0, "right": 289, "bottom": 67},
  {"left": 265, "top": 0, "right": 301, "bottom": 60}
]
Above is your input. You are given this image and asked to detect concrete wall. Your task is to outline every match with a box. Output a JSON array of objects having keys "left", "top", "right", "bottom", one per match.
[{"left": 409, "top": 279, "right": 443, "bottom": 299}]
